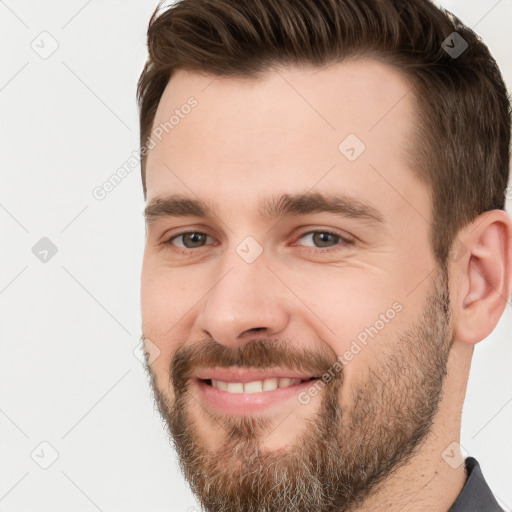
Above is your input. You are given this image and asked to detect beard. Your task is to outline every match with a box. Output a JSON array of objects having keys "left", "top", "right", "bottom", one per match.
[{"left": 145, "top": 265, "right": 453, "bottom": 512}]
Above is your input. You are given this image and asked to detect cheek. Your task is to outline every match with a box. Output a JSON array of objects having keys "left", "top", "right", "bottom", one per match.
[
  {"left": 141, "top": 259, "right": 198, "bottom": 329},
  {"left": 290, "top": 266, "right": 412, "bottom": 388},
  {"left": 290, "top": 265, "right": 402, "bottom": 339},
  {"left": 141, "top": 263, "right": 199, "bottom": 386}
]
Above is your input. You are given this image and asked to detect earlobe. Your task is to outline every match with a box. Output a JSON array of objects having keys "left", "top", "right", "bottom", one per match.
[{"left": 453, "top": 210, "right": 512, "bottom": 346}]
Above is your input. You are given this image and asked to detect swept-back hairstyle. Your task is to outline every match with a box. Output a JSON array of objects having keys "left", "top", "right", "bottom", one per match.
[{"left": 137, "top": 0, "right": 511, "bottom": 264}]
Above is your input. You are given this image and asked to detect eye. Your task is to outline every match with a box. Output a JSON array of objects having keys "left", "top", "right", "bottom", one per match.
[
  {"left": 295, "top": 230, "right": 353, "bottom": 251},
  {"left": 164, "top": 231, "right": 214, "bottom": 250}
]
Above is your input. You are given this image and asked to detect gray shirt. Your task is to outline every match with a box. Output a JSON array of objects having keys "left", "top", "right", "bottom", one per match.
[{"left": 448, "top": 457, "right": 505, "bottom": 511}]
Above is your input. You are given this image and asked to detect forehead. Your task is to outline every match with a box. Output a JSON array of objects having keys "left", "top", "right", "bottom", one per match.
[{"left": 145, "top": 59, "right": 428, "bottom": 226}]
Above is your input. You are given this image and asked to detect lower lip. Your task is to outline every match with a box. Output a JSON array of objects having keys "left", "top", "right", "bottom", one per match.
[{"left": 194, "top": 378, "right": 319, "bottom": 415}]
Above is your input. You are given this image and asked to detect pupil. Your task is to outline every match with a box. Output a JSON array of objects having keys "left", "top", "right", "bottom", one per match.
[
  {"left": 313, "top": 232, "right": 337, "bottom": 247},
  {"left": 185, "top": 233, "right": 205, "bottom": 248}
]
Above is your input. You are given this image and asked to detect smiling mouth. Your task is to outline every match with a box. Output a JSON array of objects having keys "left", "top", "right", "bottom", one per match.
[{"left": 201, "top": 377, "right": 318, "bottom": 394}]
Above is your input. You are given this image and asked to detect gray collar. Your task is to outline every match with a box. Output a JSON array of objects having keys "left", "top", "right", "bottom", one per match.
[{"left": 448, "top": 457, "right": 504, "bottom": 512}]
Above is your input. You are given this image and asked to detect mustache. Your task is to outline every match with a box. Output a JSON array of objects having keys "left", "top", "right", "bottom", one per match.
[{"left": 170, "top": 337, "right": 341, "bottom": 394}]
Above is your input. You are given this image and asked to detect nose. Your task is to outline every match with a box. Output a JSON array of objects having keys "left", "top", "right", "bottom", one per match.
[{"left": 195, "top": 254, "right": 290, "bottom": 349}]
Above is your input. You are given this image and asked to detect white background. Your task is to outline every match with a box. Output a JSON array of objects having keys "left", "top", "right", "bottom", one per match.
[{"left": 0, "top": 1, "right": 510, "bottom": 510}]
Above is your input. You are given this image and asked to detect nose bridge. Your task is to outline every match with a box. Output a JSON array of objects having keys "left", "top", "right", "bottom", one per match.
[{"left": 196, "top": 243, "right": 289, "bottom": 346}]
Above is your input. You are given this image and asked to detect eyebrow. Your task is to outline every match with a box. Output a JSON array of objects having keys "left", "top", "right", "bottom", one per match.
[{"left": 144, "top": 191, "right": 385, "bottom": 227}]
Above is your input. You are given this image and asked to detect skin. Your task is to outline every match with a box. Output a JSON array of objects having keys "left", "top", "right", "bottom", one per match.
[{"left": 140, "top": 59, "right": 512, "bottom": 511}]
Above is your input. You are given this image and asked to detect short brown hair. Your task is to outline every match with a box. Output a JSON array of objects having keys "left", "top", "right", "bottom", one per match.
[{"left": 137, "top": 0, "right": 511, "bottom": 264}]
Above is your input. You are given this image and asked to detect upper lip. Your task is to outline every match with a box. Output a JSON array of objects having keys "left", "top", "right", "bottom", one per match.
[{"left": 194, "top": 367, "right": 317, "bottom": 383}]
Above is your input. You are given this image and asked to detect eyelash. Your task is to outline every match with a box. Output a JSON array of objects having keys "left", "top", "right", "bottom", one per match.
[{"left": 162, "top": 229, "right": 354, "bottom": 256}]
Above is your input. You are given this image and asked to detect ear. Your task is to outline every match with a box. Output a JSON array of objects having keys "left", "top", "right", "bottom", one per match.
[{"left": 452, "top": 209, "right": 512, "bottom": 346}]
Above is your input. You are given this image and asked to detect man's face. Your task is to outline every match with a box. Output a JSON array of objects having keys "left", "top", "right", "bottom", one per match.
[{"left": 141, "top": 60, "right": 454, "bottom": 511}]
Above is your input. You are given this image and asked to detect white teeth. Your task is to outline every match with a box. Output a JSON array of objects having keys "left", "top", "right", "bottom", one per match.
[
  {"left": 262, "top": 378, "right": 278, "bottom": 391},
  {"left": 216, "top": 380, "right": 228, "bottom": 391},
  {"left": 210, "top": 378, "right": 303, "bottom": 393},
  {"left": 244, "top": 380, "right": 263, "bottom": 394},
  {"left": 279, "top": 378, "right": 293, "bottom": 388},
  {"left": 226, "top": 382, "right": 244, "bottom": 394}
]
